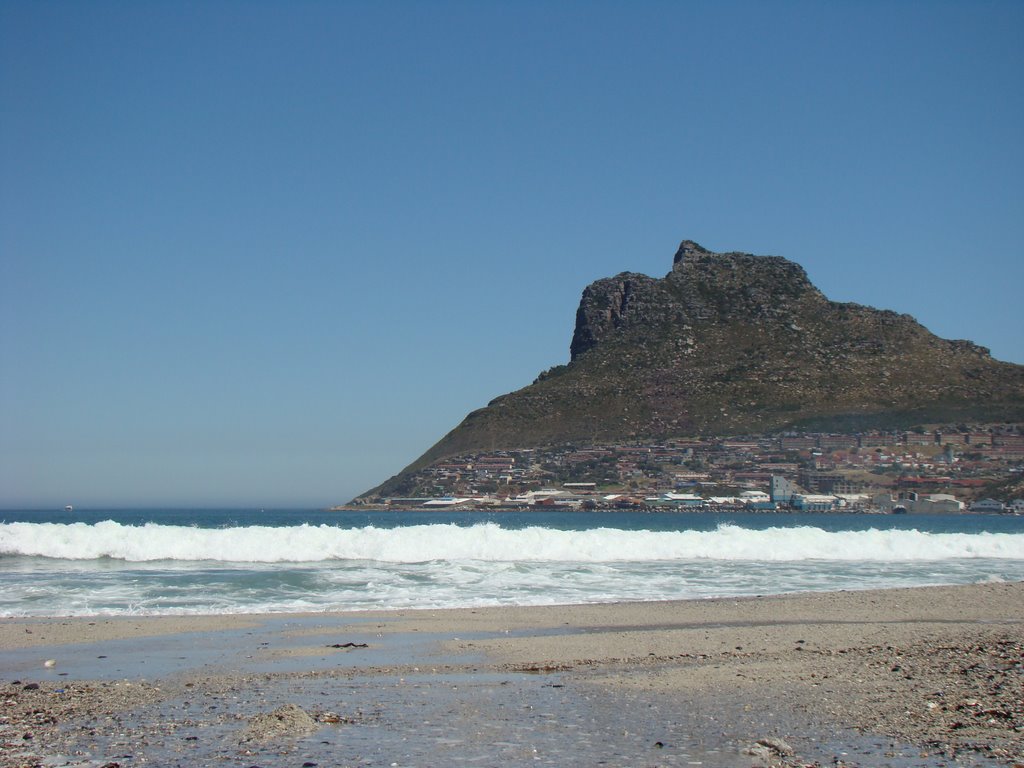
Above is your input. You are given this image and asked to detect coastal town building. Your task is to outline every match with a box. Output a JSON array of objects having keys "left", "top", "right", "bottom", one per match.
[
  {"left": 873, "top": 492, "right": 964, "bottom": 514},
  {"left": 791, "top": 494, "right": 839, "bottom": 512},
  {"left": 969, "top": 498, "right": 1006, "bottom": 513},
  {"left": 770, "top": 475, "right": 799, "bottom": 505}
]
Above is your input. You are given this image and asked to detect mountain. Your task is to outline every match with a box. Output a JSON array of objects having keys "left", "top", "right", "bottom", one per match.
[{"left": 361, "top": 240, "right": 1024, "bottom": 498}]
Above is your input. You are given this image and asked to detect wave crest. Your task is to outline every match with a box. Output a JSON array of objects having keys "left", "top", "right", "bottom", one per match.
[{"left": 2, "top": 521, "right": 1023, "bottom": 563}]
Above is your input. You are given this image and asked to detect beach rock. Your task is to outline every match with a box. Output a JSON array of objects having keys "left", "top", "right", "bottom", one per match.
[
  {"left": 757, "top": 737, "right": 795, "bottom": 756},
  {"left": 745, "top": 736, "right": 796, "bottom": 764},
  {"left": 240, "top": 703, "right": 318, "bottom": 742},
  {"left": 318, "top": 711, "right": 355, "bottom": 724},
  {"left": 743, "top": 743, "right": 774, "bottom": 763}
]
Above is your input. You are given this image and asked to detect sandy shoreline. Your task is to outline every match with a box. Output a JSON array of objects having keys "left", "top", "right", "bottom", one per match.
[{"left": 2, "top": 583, "right": 1022, "bottom": 767}]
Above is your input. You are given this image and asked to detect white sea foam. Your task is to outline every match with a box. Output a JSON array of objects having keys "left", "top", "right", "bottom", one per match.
[
  {"left": 2, "top": 521, "right": 1022, "bottom": 563},
  {"left": 3, "top": 519, "right": 1024, "bottom": 616}
]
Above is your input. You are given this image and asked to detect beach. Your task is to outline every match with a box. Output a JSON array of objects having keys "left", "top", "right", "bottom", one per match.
[{"left": 1, "top": 582, "right": 1022, "bottom": 767}]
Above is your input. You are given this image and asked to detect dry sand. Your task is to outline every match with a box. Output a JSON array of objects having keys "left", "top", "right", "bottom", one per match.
[{"left": 1, "top": 582, "right": 1022, "bottom": 767}]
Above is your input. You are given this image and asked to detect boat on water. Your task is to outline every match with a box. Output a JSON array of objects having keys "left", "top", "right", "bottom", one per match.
[{"left": 64, "top": 505, "right": 73, "bottom": 512}]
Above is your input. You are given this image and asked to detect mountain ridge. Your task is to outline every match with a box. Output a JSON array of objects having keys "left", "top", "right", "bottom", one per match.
[{"left": 360, "top": 240, "right": 1024, "bottom": 500}]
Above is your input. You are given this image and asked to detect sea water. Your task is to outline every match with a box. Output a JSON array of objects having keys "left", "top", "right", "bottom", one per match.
[{"left": 1, "top": 509, "right": 1023, "bottom": 617}]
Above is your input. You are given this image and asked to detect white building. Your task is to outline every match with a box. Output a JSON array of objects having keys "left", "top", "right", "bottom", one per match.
[
  {"left": 790, "top": 494, "right": 838, "bottom": 512},
  {"left": 770, "top": 475, "right": 799, "bottom": 504},
  {"left": 969, "top": 498, "right": 1006, "bottom": 513},
  {"left": 873, "top": 492, "right": 964, "bottom": 514},
  {"left": 657, "top": 492, "right": 705, "bottom": 506}
]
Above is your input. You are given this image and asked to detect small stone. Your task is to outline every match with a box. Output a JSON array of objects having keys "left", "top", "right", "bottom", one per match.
[
  {"left": 743, "top": 743, "right": 772, "bottom": 761},
  {"left": 756, "top": 737, "right": 794, "bottom": 756}
]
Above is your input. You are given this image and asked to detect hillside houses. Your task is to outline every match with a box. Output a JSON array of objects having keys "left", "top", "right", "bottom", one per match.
[{"left": 356, "top": 424, "right": 1023, "bottom": 513}]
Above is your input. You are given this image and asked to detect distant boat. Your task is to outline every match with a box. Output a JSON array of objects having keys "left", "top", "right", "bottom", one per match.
[{"left": 64, "top": 505, "right": 73, "bottom": 512}]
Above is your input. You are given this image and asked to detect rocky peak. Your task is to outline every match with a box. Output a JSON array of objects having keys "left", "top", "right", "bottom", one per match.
[
  {"left": 667, "top": 240, "right": 819, "bottom": 300},
  {"left": 672, "top": 239, "right": 711, "bottom": 264},
  {"left": 570, "top": 241, "right": 826, "bottom": 361}
]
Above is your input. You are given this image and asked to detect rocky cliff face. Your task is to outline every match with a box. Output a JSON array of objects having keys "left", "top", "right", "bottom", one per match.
[
  {"left": 366, "top": 240, "right": 1024, "bottom": 494},
  {"left": 570, "top": 240, "right": 826, "bottom": 360}
]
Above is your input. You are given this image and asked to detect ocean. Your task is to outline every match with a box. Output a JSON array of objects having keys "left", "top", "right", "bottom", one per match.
[{"left": 1, "top": 509, "right": 1023, "bottom": 617}]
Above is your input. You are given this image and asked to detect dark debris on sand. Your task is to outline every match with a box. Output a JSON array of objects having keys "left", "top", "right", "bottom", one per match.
[{"left": 778, "top": 629, "right": 1024, "bottom": 766}]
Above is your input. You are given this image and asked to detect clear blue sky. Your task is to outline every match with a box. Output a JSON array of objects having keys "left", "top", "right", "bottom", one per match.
[{"left": 2, "top": 1, "right": 1022, "bottom": 508}]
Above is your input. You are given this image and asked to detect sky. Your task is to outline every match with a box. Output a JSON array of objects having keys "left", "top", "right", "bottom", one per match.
[{"left": 1, "top": 1, "right": 1022, "bottom": 509}]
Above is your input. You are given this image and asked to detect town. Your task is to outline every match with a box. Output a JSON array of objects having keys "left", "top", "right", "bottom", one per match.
[{"left": 351, "top": 425, "right": 1024, "bottom": 514}]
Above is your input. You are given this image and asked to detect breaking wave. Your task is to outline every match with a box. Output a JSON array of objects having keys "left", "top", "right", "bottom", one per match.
[{"left": 2, "top": 521, "right": 1022, "bottom": 563}]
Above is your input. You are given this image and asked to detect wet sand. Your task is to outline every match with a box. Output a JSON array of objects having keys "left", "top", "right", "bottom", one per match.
[{"left": 1, "top": 582, "right": 1022, "bottom": 767}]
